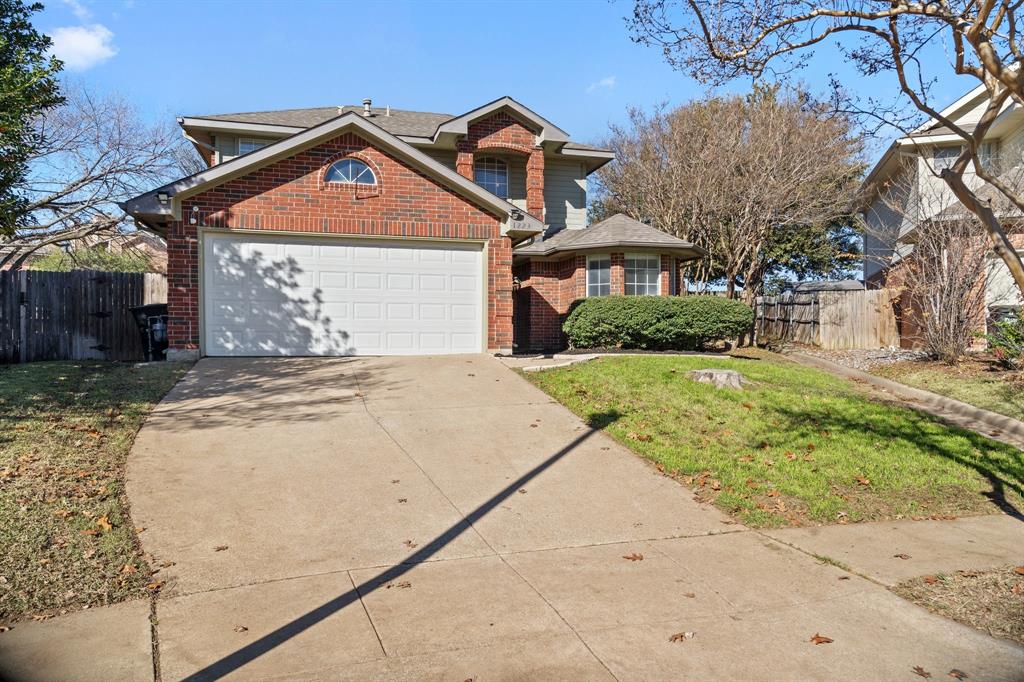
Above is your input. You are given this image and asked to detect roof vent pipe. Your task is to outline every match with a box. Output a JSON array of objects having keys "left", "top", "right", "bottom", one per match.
[
  {"left": 385, "top": 105, "right": 391, "bottom": 117},
  {"left": 362, "top": 98, "right": 372, "bottom": 116}
]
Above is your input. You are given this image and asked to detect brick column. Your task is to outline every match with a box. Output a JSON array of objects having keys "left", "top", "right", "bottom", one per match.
[
  {"left": 487, "top": 236, "right": 514, "bottom": 353},
  {"left": 611, "top": 252, "right": 625, "bottom": 295},
  {"left": 456, "top": 151, "right": 474, "bottom": 180},
  {"left": 660, "top": 255, "right": 672, "bottom": 295},
  {"left": 526, "top": 148, "right": 545, "bottom": 219}
]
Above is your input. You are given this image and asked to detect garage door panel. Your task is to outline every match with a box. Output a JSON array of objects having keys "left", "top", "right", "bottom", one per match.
[{"left": 203, "top": 234, "right": 482, "bottom": 356}]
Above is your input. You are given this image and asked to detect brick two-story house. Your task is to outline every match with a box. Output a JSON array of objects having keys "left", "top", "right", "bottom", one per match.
[{"left": 124, "top": 97, "right": 702, "bottom": 358}]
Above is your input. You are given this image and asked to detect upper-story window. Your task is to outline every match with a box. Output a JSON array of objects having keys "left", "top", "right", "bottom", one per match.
[
  {"left": 932, "top": 146, "right": 961, "bottom": 171},
  {"left": 238, "top": 137, "right": 269, "bottom": 155},
  {"left": 324, "top": 158, "right": 377, "bottom": 185},
  {"left": 474, "top": 157, "right": 508, "bottom": 199}
]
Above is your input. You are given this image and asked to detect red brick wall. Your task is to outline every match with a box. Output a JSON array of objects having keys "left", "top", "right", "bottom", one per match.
[
  {"left": 165, "top": 130, "right": 513, "bottom": 353},
  {"left": 517, "top": 252, "right": 676, "bottom": 351},
  {"left": 455, "top": 112, "right": 545, "bottom": 220}
]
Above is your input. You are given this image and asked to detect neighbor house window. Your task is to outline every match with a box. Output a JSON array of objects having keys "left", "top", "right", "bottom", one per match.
[
  {"left": 587, "top": 255, "right": 611, "bottom": 297},
  {"left": 932, "top": 146, "right": 962, "bottom": 171},
  {"left": 474, "top": 157, "right": 508, "bottom": 199},
  {"left": 237, "top": 138, "right": 268, "bottom": 155},
  {"left": 324, "top": 158, "right": 377, "bottom": 185},
  {"left": 625, "top": 253, "right": 660, "bottom": 296}
]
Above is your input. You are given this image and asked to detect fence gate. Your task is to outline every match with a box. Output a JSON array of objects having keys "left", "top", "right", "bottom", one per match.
[{"left": 0, "top": 271, "right": 167, "bottom": 363}]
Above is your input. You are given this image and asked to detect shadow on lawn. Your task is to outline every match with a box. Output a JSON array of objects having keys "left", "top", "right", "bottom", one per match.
[
  {"left": 768, "top": 403, "right": 1024, "bottom": 522},
  {"left": 178, "top": 412, "right": 620, "bottom": 681}
]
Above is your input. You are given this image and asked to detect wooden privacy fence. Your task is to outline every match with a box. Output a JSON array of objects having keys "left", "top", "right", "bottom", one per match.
[
  {"left": 755, "top": 288, "right": 900, "bottom": 350},
  {"left": 0, "top": 270, "right": 167, "bottom": 363}
]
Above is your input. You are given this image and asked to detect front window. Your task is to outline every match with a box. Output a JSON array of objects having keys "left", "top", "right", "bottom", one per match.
[
  {"left": 238, "top": 138, "right": 268, "bottom": 155},
  {"left": 474, "top": 157, "right": 508, "bottom": 199},
  {"left": 324, "top": 158, "right": 377, "bottom": 185},
  {"left": 587, "top": 255, "right": 610, "bottom": 297},
  {"left": 625, "top": 254, "right": 660, "bottom": 296}
]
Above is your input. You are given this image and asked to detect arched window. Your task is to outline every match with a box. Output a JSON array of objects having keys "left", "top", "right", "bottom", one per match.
[
  {"left": 474, "top": 157, "right": 508, "bottom": 198},
  {"left": 324, "top": 158, "right": 377, "bottom": 185}
]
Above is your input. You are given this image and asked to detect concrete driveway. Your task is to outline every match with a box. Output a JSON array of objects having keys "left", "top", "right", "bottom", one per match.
[{"left": 126, "top": 355, "right": 1024, "bottom": 680}]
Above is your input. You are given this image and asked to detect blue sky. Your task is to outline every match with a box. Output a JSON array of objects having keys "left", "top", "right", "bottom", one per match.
[{"left": 37, "top": 0, "right": 973, "bottom": 158}]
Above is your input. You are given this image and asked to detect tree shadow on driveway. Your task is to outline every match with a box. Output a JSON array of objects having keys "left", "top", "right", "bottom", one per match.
[{"left": 179, "top": 412, "right": 621, "bottom": 681}]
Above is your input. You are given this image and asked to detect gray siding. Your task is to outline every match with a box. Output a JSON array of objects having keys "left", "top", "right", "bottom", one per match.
[
  {"left": 421, "top": 149, "right": 458, "bottom": 171},
  {"left": 544, "top": 159, "right": 587, "bottom": 230}
]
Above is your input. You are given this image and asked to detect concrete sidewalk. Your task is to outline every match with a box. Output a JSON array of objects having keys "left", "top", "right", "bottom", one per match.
[
  {"left": 765, "top": 513, "right": 1024, "bottom": 586},
  {"left": 4, "top": 355, "right": 1022, "bottom": 681}
]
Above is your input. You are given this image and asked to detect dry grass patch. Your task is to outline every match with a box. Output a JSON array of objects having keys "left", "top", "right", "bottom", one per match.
[
  {"left": 875, "top": 357, "right": 1024, "bottom": 421},
  {"left": 894, "top": 566, "right": 1024, "bottom": 645},
  {"left": 0, "top": 361, "right": 188, "bottom": 624}
]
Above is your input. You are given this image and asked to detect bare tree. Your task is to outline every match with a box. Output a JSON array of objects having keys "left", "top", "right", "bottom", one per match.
[
  {"left": 868, "top": 160, "right": 990, "bottom": 362},
  {"left": 0, "top": 83, "right": 199, "bottom": 268},
  {"left": 597, "top": 87, "right": 862, "bottom": 299},
  {"left": 629, "top": 0, "right": 1024, "bottom": 301}
]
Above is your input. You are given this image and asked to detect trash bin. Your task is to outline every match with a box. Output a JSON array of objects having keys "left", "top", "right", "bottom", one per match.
[{"left": 129, "top": 304, "right": 169, "bottom": 362}]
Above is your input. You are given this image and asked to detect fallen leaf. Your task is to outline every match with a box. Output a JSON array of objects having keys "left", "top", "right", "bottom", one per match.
[
  {"left": 912, "top": 666, "right": 932, "bottom": 678},
  {"left": 623, "top": 553, "right": 644, "bottom": 561},
  {"left": 517, "top": 488, "right": 527, "bottom": 495},
  {"left": 403, "top": 540, "right": 417, "bottom": 548},
  {"left": 1014, "top": 566, "right": 1024, "bottom": 575},
  {"left": 742, "top": 403, "right": 753, "bottom": 410},
  {"left": 160, "top": 560, "right": 176, "bottom": 568},
  {"left": 810, "top": 633, "right": 833, "bottom": 645},
  {"left": 391, "top": 479, "right": 400, "bottom": 484},
  {"left": 838, "top": 576, "right": 851, "bottom": 580},
  {"left": 767, "top": 489, "right": 781, "bottom": 498},
  {"left": 214, "top": 545, "right": 228, "bottom": 552},
  {"left": 121, "top": 563, "right": 138, "bottom": 575},
  {"left": 0, "top": 625, "right": 10, "bottom": 633},
  {"left": 682, "top": 592, "right": 696, "bottom": 598},
  {"left": 710, "top": 480, "right": 721, "bottom": 491},
  {"left": 855, "top": 475, "right": 871, "bottom": 487},
  {"left": 923, "top": 575, "right": 939, "bottom": 585},
  {"left": 893, "top": 553, "right": 911, "bottom": 560},
  {"left": 529, "top": 423, "right": 538, "bottom": 428},
  {"left": 807, "top": 443, "right": 816, "bottom": 451},
  {"left": 146, "top": 580, "right": 165, "bottom": 592},
  {"left": 233, "top": 625, "right": 248, "bottom": 633},
  {"left": 763, "top": 459, "right": 775, "bottom": 467},
  {"left": 669, "top": 631, "right": 695, "bottom": 642},
  {"left": 738, "top": 455, "right": 754, "bottom": 462},
  {"left": 958, "top": 570, "right": 980, "bottom": 577},
  {"left": 386, "top": 580, "right": 412, "bottom": 589},
  {"left": 96, "top": 516, "right": 113, "bottom": 532},
  {"left": 947, "top": 670, "right": 968, "bottom": 680},
  {"left": 785, "top": 451, "right": 797, "bottom": 461},
  {"left": 745, "top": 478, "right": 758, "bottom": 489},
  {"left": 81, "top": 528, "right": 100, "bottom": 536}
]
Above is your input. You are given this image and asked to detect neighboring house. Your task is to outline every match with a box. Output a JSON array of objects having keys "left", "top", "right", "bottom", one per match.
[
  {"left": 860, "top": 83, "right": 1024, "bottom": 345},
  {"left": 0, "top": 244, "right": 58, "bottom": 270},
  {"left": 80, "top": 231, "right": 168, "bottom": 273},
  {"left": 123, "top": 97, "right": 702, "bottom": 358}
]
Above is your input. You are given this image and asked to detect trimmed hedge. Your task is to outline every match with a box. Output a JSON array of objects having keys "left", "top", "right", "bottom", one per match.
[{"left": 562, "top": 295, "right": 754, "bottom": 350}]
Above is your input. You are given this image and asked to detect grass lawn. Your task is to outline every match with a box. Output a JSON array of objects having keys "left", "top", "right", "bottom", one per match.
[
  {"left": 524, "top": 351, "right": 1023, "bottom": 527},
  {"left": 0, "top": 361, "right": 188, "bottom": 623},
  {"left": 894, "top": 566, "right": 1024, "bottom": 645},
  {"left": 874, "top": 358, "right": 1024, "bottom": 422}
]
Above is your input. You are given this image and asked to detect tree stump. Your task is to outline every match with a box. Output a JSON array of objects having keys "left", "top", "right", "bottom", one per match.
[{"left": 687, "top": 369, "right": 747, "bottom": 390}]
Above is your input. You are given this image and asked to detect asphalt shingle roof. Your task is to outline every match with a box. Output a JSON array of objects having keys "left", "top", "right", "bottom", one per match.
[
  {"left": 514, "top": 213, "right": 703, "bottom": 257},
  {"left": 187, "top": 105, "right": 608, "bottom": 152}
]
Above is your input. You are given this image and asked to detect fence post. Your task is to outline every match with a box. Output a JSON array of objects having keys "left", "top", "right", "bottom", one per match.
[{"left": 18, "top": 270, "right": 27, "bottom": 363}]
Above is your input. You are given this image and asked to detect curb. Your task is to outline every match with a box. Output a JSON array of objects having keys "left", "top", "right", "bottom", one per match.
[
  {"left": 787, "top": 352, "right": 1024, "bottom": 447},
  {"left": 514, "top": 351, "right": 733, "bottom": 373}
]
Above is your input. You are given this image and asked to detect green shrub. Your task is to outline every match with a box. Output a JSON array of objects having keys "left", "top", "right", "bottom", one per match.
[
  {"left": 562, "top": 295, "right": 754, "bottom": 350},
  {"left": 31, "top": 246, "right": 153, "bottom": 273},
  {"left": 985, "top": 315, "right": 1024, "bottom": 370}
]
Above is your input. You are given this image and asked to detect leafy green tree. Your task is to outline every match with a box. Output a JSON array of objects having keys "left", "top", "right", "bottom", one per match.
[
  {"left": 31, "top": 245, "right": 154, "bottom": 273},
  {"left": 0, "top": 0, "right": 64, "bottom": 235}
]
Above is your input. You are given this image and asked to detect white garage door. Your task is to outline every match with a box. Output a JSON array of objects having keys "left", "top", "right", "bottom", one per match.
[{"left": 202, "top": 233, "right": 483, "bottom": 356}]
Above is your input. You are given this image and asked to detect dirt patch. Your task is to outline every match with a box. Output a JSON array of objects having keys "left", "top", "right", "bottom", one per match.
[{"left": 894, "top": 566, "right": 1024, "bottom": 645}]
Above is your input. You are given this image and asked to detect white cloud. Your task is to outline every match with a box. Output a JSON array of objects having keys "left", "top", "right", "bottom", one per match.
[
  {"left": 49, "top": 24, "right": 117, "bottom": 71},
  {"left": 62, "top": 0, "right": 92, "bottom": 21},
  {"left": 586, "top": 76, "right": 617, "bottom": 94}
]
